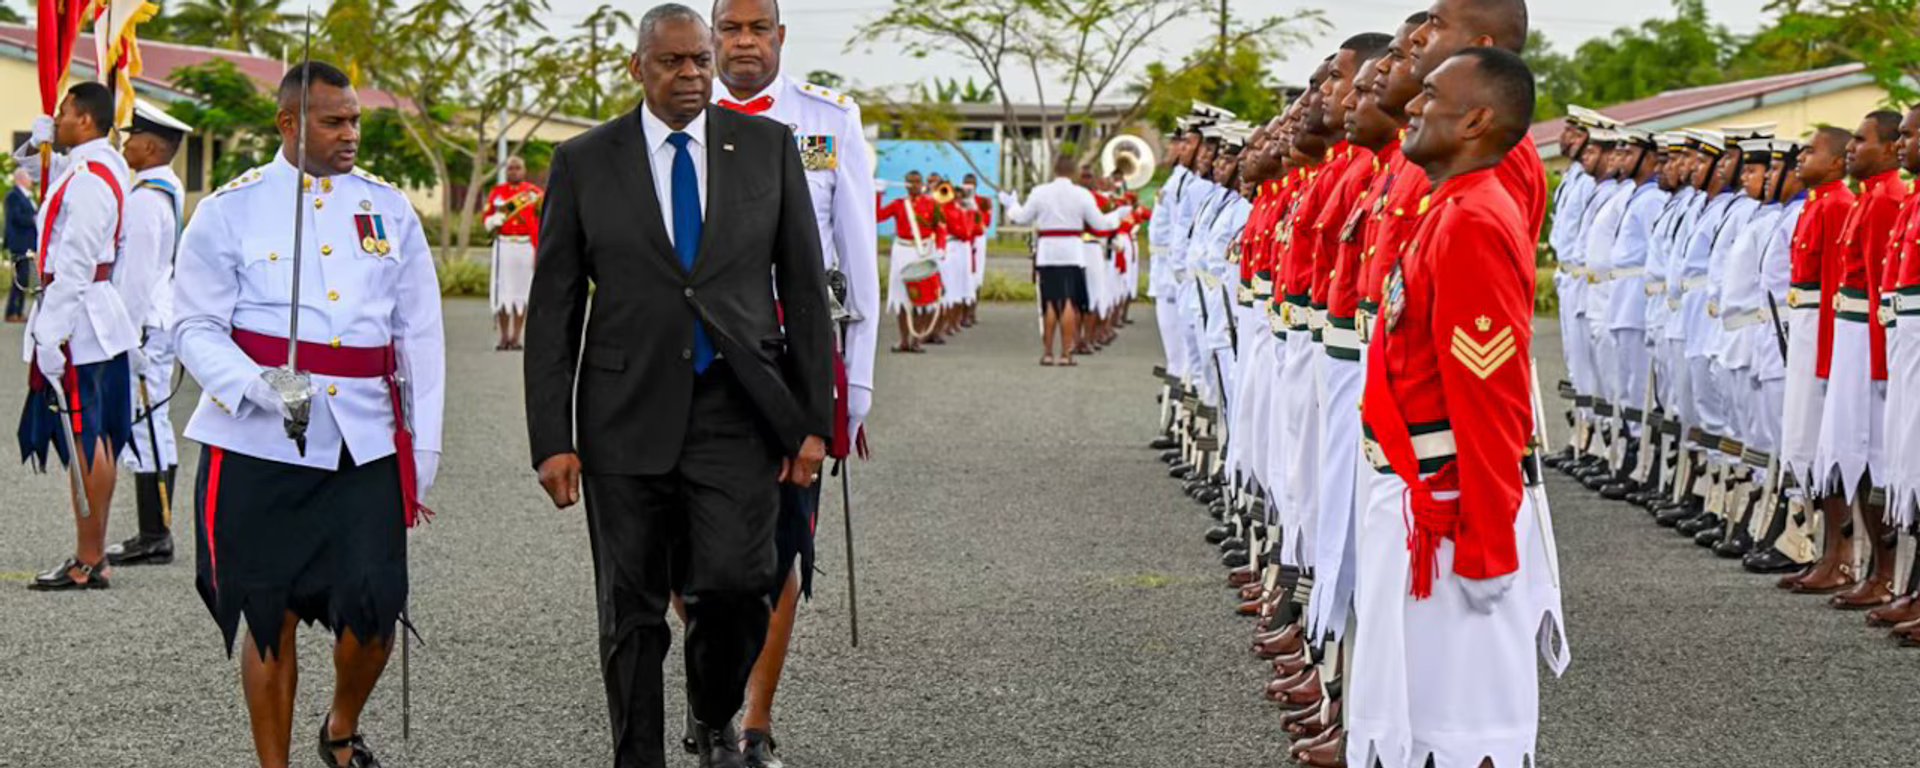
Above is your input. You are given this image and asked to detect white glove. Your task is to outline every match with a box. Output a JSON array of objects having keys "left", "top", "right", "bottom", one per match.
[
  {"left": 846, "top": 384, "right": 872, "bottom": 444},
  {"left": 998, "top": 191, "right": 1019, "bottom": 208},
  {"left": 1458, "top": 572, "right": 1518, "bottom": 615},
  {"left": 34, "top": 342, "right": 64, "bottom": 383},
  {"left": 484, "top": 213, "right": 505, "bottom": 231},
  {"left": 29, "top": 115, "right": 52, "bottom": 146},
  {"left": 414, "top": 449, "right": 440, "bottom": 499},
  {"left": 127, "top": 344, "right": 149, "bottom": 375},
  {"left": 242, "top": 376, "right": 305, "bottom": 421}
]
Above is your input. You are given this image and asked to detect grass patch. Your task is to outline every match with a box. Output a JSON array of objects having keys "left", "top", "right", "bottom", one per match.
[{"left": 438, "top": 256, "right": 490, "bottom": 297}]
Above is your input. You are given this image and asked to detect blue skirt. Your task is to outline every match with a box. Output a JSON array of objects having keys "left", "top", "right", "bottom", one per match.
[{"left": 18, "top": 353, "right": 132, "bottom": 472}]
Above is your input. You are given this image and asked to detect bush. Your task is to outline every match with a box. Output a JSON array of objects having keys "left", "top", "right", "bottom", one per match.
[
  {"left": 438, "top": 256, "right": 489, "bottom": 297},
  {"left": 976, "top": 270, "right": 1037, "bottom": 302},
  {"left": 1534, "top": 263, "right": 1558, "bottom": 315}
]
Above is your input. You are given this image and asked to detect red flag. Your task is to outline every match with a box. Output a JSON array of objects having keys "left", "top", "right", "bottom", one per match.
[{"left": 37, "top": 0, "right": 86, "bottom": 116}]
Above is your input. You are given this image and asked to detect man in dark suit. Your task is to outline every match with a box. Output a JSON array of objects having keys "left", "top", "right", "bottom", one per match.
[
  {"left": 522, "top": 4, "right": 834, "bottom": 768},
  {"left": 4, "top": 168, "right": 36, "bottom": 322}
]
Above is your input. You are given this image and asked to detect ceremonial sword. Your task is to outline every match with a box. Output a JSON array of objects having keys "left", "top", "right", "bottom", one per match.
[
  {"left": 264, "top": 13, "right": 316, "bottom": 456},
  {"left": 830, "top": 274, "right": 863, "bottom": 648}
]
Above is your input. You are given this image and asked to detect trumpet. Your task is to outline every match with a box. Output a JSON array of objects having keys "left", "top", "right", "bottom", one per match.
[{"left": 931, "top": 181, "right": 956, "bottom": 205}]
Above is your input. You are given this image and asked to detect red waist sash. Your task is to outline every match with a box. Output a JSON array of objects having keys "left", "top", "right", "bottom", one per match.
[{"left": 231, "top": 328, "right": 430, "bottom": 527}]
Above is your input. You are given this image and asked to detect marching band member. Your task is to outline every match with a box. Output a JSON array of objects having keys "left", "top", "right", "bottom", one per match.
[{"left": 482, "top": 156, "right": 542, "bottom": 351}]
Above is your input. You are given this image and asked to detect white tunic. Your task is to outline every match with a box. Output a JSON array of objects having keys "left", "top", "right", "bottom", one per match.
[
  {"left": 712, "top": 74, "right": 880, "bottom": 394},
  {"left": 174, "top": 157, "right": 444, "bottom": 471},
  {"left": 22, "top": 137, "right": 137, "bottom": 366}
]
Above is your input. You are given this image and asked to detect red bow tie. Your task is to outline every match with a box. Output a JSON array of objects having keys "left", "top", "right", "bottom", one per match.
[{"left": 719, "top": 95, "right": 774, "bottom": 115}]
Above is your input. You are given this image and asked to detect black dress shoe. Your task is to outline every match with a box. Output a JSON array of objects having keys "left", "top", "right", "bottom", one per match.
[
  {"left": 317, "top": 716, "right": 381, "bottom": 768},
  {"left": 1196, "top": 488, "right": 1222, "bottom": 504},
  {"left": 1692, "top": 523, "right": 1725, "bottom": 547},
  {"left": 1205, "top": 524, "right": 1232, "bottom": 544},
  {"left": 1150, "top": 436, "right": 1179, "bottom": 450},
  {"left": 1599, "top": 481, "right": 1639, "bottom": 500},
  {"left": 1218, "top": 537, "right": 1247, "bottom": 554},
  {"left": 1580, "top": 472, "right": 1614, "bottom": 491},
  {"left": 1160, "top": 450, "right": 1182, "bottom": 464},
  {"left": 1743, "top": 547, "right": 1806, "bottom": 574},
  {"left": 105, "top": 534, "right": 173, "bottom": 566},
  {"left": 742, "top": 729, "right": 783, "bottom": 768},
  {"left": 28, "top": 557, "right": 109, "bottom": 591},
  {"left": 1653, "top": 507, "right": 1690, "bottom": 528},
  {"left": 1713, "top": 527, "right": 1753, "bottom": 558},
  {"left": 1222, "top": 549, "right": 1250, "bottom": 568},
  {"left": 695, "top": 721, "right": 745, "bottom": 768},
  {"left": 1168, "top": 462, "right": 1193, "bottom": 478},
  {"left": 1677, "top": 513, "right": 1720, "bottom": 536}
]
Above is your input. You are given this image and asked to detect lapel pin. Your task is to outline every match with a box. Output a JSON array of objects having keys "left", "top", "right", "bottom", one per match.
[{"left": 722, "top": 143, "right": 735, "bottom": 152}]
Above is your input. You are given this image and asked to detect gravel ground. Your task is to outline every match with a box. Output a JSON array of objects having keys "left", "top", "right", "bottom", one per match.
[{"left": 0, "top": 302, "right": 1916, "bottom": 767}]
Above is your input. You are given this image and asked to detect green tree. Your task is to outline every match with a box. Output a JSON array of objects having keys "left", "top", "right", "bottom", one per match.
[
  {"left": 855, "top": 0, "right": 1217, "bottom": 180},
  {"left": 1134, "top": 37, "right": 1282, "bottom": 131},
  {"left": 1750, "top": 0, "right": 1920, "bottom": 103},
  {"left": 0, "top": 1, "right": 24, "bottom": 24},
  {"left": 807, "top": 70, "right": 847, "bottom": 90},
  {"left": 163, "top": 0, "right": 301, "bottom": 54},
  {"left": 1524, "top": 31, "right": 1585, "bottom": 121}
]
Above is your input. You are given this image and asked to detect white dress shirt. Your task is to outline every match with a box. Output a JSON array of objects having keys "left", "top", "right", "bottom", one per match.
[
  {"left": 641, "top": 104, "right": 709, "bottom": 244},
  {"left": 999, "top": 177, "right": 1128, "bottom": 268},
  {"left": 23, "top": 136, "right": 137, "bottom": 365},
  {"left": 174, "top": 155, "right": 444, "bottom": 472}
]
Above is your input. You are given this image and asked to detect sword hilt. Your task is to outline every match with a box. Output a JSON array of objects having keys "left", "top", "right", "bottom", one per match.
[{"left": 264, "top": 365, "right": 312, "bottom": 456}]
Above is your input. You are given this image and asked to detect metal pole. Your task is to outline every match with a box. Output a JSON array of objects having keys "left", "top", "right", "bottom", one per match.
[{"left": 840, "top": 460, "right": 860, "bottom": 648}]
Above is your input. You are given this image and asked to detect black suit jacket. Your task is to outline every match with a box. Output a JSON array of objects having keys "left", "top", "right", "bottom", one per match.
[
  {"left": 4, "top": 186, "right": 35, "bottom": 255},
  {"left": 524, "top": 104, "right": 835, "bottom": 475}
]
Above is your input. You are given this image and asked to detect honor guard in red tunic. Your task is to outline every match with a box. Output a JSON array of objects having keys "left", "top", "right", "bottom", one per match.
[
  {"left": 1872, "top": 104, "right": 1920, "bottom": 638},
  {"left": 482, "top": 156, "right": 542, "bottom": 351},
  {"left": 1773, "top": 127, "right": 1856, "bottom": 591},
  {"left": 1348, "top": 46, "right": 1567, "bottom": 768},
  {"left": 1808, "top": 112, "right": 1909, "bottom": 606}
]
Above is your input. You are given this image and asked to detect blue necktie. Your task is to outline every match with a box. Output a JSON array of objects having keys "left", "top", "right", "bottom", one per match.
[{"left": 667, "top": 132, "right": 712, "bottom": 373}]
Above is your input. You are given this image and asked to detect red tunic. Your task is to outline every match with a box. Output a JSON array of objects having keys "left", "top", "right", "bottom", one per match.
[
  {"left": 1282, "top": 155, "right": 1347, "bottom": 309},
  {"left": 974, "top": 194, "right": 994, "bottom": 232},
  {"left": 1237, "top": 180, "right": 1282, "bottom": 286},
  {"left": 1818, "top": 170, "right": 1907, "bottom": 380},
  {"left": 1891, "top": 181, "right": 1920, "bottom": 294},
  {"left": 483, "top": 180, "right": 544, "bottom": 244},
  {"left": 1360, "top": 140, "right": 1427, "bottom": 316},
  {"left": 942, "top": 200, "right": 976, "bottom": 242},
  {"left": 877, "top": 194, "right": 947, "bottom": 249},
  {"left": 1790, "top": 180, "right": 1853, "bottom": 379},
  {"left": 1313, "top": 144, "right": 1378, "bottom": 320},
  {"left": 1495, "top": 136, "right": 1549, "bottom": 244},
  {"left": 1361, "top": 166, "right": 1534, "bottom": 597}
]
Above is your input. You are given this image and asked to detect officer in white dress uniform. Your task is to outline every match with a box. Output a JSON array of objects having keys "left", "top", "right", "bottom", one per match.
[
  {"left": 14, "top": 82, "right": 139, "bottom": 591},
  {"left": 173, "top": 62, "right": 442, "bottom": 768},
  {"left": 106, "top": 101, "right": 193, "bottom": 566},
  {"left": 707, "top": 2, "right": 883, "bottom": 758}
]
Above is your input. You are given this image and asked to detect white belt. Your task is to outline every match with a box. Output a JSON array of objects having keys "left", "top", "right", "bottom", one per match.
[
  {"left": 1834, "top": 293, "right": 1872, "bottom": 314},
  {"left": 1644, "top": 280, "right": 1668, "bottom": 296},
  {"left": 1236, "top": 284, "right": 1254, "bottom": 305},
  {"left": 1268, "top": 309, "right": 1287, "bottom": 336},
  {"left": 1363, "top": 428, "right": 1458, "bottom": 470},
  {"left": 1680, "top": 275, "right": 1709, "bottom": 291},
  {"left": 1200, "top": 271, "right": 1223, "bottom": 290},
  {"left": 1666, "top": 296, "right": 1681, "bottom": 310},
  {"left": 1721, "top": 308, "right": 1764, "bottom": 331},
  {"left": 498, "top": 234, "right": 532, "bottom": 243},
  {"left": 1252, "top": 275, "right": 1274, "bottom": 298},
  {"left": 1323, "top": 324, "right": 1361, "bottom": 351},
  {"left": 1785, "top": 287, "right": 1819, "bottom": 310},
  {"left": 1609, "top": 266, "right": 1645, "bottom": 280},
  {"left": 1307, "top": 308, "right": 1327, "bottom": 331}
]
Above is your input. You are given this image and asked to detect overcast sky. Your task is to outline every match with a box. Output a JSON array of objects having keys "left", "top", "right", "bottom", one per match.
[{"left": 542, "top": 0, "right": 1775, "bottom": 98}]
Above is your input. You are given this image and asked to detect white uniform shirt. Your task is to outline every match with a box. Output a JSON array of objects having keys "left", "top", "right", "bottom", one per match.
[
  {"left": 640, "top": 105, "right": 709, "bottom": 237},
  {"left": 712, "top": 75, "right": 880, "bottom": 393},
  {"left": 1581, "top": 179, "right": 1635, "bottom": 322},
  {"left": 1714, "top": 200, "right": 1785, "bottom": 367},
  {"left": 1643, "top": 186, "right": 1693, "bottom": 334},
  {"left": 174, "top": 156, "right": 445, "bottom": 469},
  {"left": 1603, "top": 180, "right": 1671, "bottom": 331},
  {"left": 23, "top": 136, "right": 137, "bottom": 365},
  {"left": 1147, "top": 166, "right": 1192, "bottom": 296},
  {"left": 1000, "top": 177, "right": 1127, "bottom": 268},
  {"left": 119, "top": 166, "right": 183, "bottom": 335}
]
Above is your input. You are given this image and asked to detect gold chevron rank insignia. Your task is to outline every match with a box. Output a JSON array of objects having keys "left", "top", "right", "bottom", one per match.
[{"left": 1451, "top": 317, "right": 1516, "bottom": 379}]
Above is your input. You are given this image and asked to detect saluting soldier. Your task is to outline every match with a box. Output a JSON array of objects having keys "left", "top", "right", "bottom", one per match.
[
  {"left": 174, "top": 62, "right": 444, "bottom": 768},
  {"left": 107, "top": 101, "right": 195, "bottom": 566},
  {"left": 1349, "top": 45, "right": 1567, "bottom": 768},
  {"left": 706, "top": 0, "right": 881, "bottom": 760},
  {"left": 15, "top": 82, "right": 139, "bottom": 591}
]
